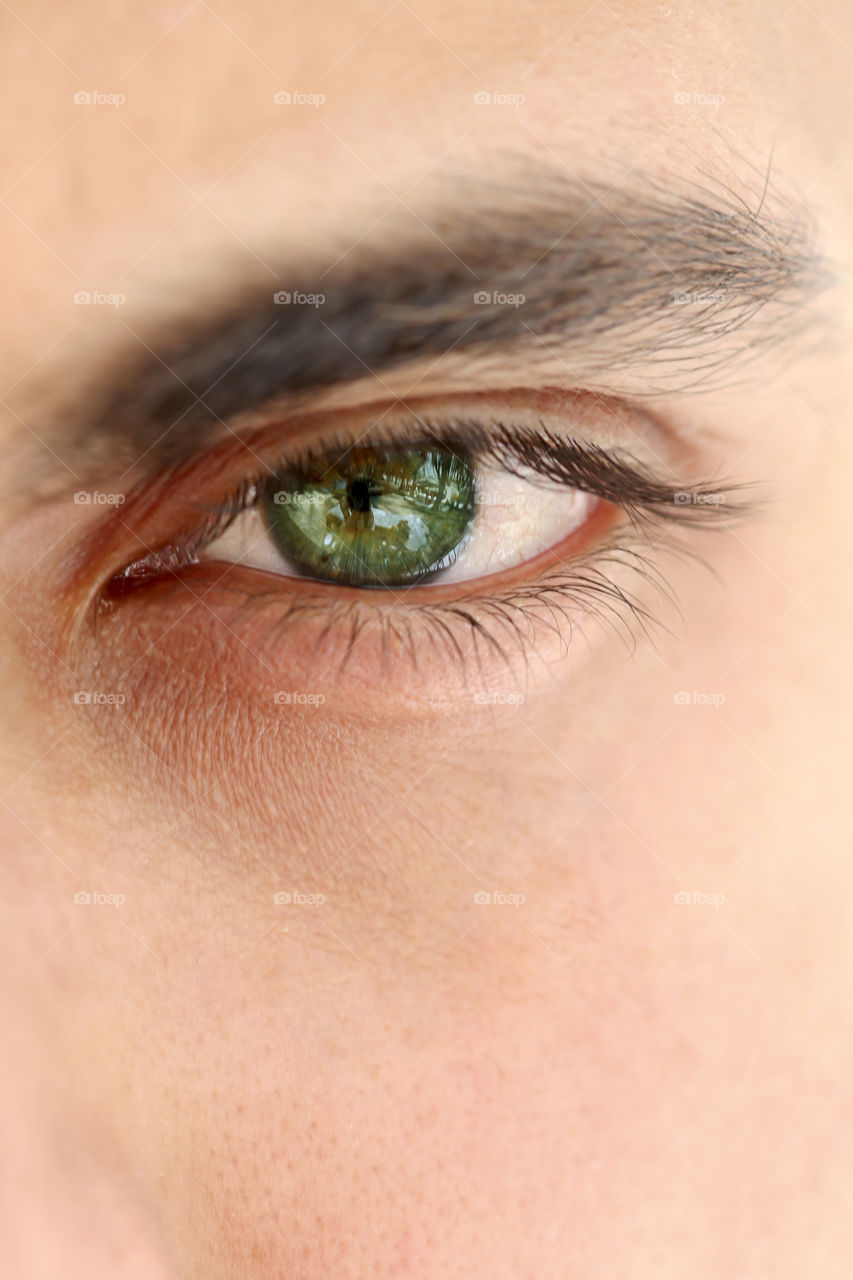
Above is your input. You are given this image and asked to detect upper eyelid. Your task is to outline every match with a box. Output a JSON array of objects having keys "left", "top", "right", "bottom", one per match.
[
  {"left": 88, "top": 397, "right": 755, "bottom": 605},
  {"left": 173, "top": 420, "right": 752, "bottom": 589},
  {"left": 93, "top": 428, "right": 758, "bottom": 605},
  {"left": 160, "top": 405, "right": 755, "bottom": 541},
  {"left": 245, "top": 416, "right": 749, "bottom": 526}
]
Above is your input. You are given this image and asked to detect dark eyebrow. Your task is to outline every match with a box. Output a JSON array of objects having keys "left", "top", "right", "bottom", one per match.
[{"left": 43, "top": 161, "right": 830, "bottom": 479}]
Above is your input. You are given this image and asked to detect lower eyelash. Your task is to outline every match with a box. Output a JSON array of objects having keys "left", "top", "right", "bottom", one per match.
[{"left": 130, "top": 530, "right": 693, "bottom": 691}]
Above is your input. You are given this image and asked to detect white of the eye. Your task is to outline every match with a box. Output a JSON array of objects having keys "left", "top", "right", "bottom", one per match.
[
  {"left": 205, "top": 463, "right": 596, "bottom": 584},
  {"left": 434, "top": 463, "right": 595, "bottom": 583}
]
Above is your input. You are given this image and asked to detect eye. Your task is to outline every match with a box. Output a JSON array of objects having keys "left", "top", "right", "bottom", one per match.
[
  {"left": 205, "top": 440, "right": 597, "bottom": 589},
  {"left": 99, "top": 395, "right": 746, "bottom": 702}
]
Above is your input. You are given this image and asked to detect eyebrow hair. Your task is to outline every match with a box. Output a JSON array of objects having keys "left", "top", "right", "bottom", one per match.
[{"left": 47, "top": 160, "right": 830, "bottom": 478}]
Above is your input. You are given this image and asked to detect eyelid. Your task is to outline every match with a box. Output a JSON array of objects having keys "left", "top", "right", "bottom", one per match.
[
  {"left": 227, "top": 412, "right": 748, "bottom": 540},
  {"left": 102, "top": 403, "right": 749, "bottom": 603},
  {"left": 56, "top": 390, "right": 762, "bottom": 716}
]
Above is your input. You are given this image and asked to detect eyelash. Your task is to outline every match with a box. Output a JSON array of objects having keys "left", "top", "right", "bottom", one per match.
[{"left": 102, "top": 413, "right": 750, "bottom": 672}]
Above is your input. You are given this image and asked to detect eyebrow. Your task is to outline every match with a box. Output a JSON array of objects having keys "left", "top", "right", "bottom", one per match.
[{"left": 48, "top": 161, "right": 830, "bottom": 478}]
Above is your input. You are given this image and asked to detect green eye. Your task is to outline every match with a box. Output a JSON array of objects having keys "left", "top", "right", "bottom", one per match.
[{"left": 261, "top": 445, "right": 476, "bottom": 586}]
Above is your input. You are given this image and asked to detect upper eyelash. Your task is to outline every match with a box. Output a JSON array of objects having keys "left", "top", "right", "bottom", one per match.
[
  {"left": 237, "top": 416, "right": 752, "bottom": 533},
  {"left": 106, "top": 415, "right": 754, "bottom": 598},
  {"left": 463, "top": 421, "right": 753, "bottom": 525}
]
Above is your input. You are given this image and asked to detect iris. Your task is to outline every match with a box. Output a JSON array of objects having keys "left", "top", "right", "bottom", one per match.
[{"left": 262, "top": 445, "right": 476, "bottom": 586}]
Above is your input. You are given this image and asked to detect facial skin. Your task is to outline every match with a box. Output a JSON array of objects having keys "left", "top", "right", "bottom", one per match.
[{"left": 2, "top": 1, "right": 853, "bottom": 1277}]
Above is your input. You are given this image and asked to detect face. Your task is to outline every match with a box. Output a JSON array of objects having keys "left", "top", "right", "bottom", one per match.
[{"left": 2, "top": 1, "right": 852, "bottom": 1276}]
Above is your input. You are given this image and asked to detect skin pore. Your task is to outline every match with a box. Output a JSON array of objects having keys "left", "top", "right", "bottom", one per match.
[{"left": 1, "top": 1, "right": 853, "bottom": 1277}]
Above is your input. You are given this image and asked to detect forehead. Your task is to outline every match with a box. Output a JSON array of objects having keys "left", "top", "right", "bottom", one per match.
[
  {"left": 0, "top": 0, "right": 847, "bottom": 397},
  {"left": 1, "top": 0, "right": 836, "bottom": 217}
]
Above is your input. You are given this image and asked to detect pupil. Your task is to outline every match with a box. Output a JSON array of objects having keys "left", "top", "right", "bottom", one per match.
[
  {"left": 347, "top": 477, "right": 374, "bottom": 514},
  {"left": 263, "top": 446, "right": 476, "bottom": 587}
]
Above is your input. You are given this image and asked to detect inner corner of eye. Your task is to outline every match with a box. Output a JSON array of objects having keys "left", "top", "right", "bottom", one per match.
[{"left": 202, "top": 442, "right": 600, "bottom": 590}]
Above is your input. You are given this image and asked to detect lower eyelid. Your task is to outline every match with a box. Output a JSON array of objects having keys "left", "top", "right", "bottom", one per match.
[
  {"left": 85, "top": 502, "right": 653, "bottom": 728},
  {"left": 79, "top": 481, "right": 678, "bottom": 734}
]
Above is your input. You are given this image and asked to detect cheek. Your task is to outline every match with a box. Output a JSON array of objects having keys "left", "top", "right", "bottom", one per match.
[{"left": 151, "top": 913, "right": 757, "bottom": 1280}]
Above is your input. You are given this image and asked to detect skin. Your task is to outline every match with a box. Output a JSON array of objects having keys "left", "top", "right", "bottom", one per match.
[{"left": 1, "top": 1, "right": 853, "bottom": 1277}]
